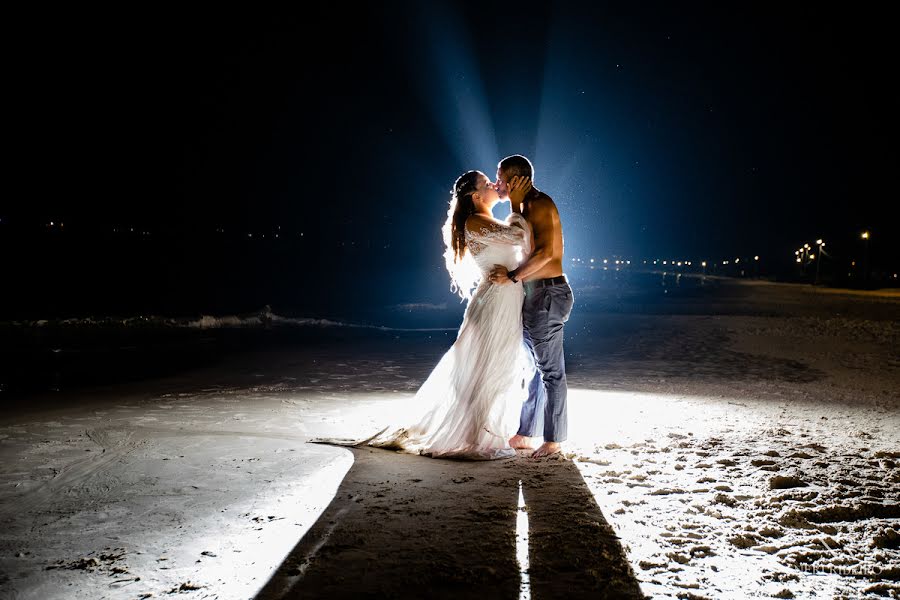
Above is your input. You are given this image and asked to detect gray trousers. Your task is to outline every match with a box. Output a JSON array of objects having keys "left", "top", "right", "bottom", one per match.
[{"left": 517, "top": 280, "right": 574, "bottom": 442}]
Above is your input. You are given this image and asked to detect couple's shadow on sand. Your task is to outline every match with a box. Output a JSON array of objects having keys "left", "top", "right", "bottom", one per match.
[{"left": 257, "top": 448, "right": 644, "bottom": 599}]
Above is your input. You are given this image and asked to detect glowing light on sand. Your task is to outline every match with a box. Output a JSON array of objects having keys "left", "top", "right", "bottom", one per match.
[
  {"left": 148, "top": 448, "right": 355, "bottom": 600},
  {"left": 564, "top": 389, "right": 779, "bottom": 597},
  {"left": 516, "top": 480, "right": 531, "bottom": 600}
]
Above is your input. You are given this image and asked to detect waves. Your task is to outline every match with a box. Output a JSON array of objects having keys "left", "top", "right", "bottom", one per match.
[
  {"left": 187, "top": 312, "right": 455, "bottom": 332},
  {"left": 2, "top": 306, "right": 457, "bottom": 333},
  {"left": 391, "top": 302, "right": 448, "bottom": 312}
]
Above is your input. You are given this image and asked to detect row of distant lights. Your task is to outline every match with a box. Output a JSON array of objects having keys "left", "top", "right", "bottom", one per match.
[
  {"left": 241, "top": 226, "right": 306, "bottom": 239},
  {"left": 572, "top": 257, "right": 759, "bottom": 268},
  {"left": 798, "top": 232, "right": 895, "bottom": 279},
  {"left": 572, "top": 258, "right": 632, "bottom": 265},
  {"left": 47, "top": 222, "right": 150, "bottom": 236},
  {"left": 794, "top": 239, "right": 824, "bottom": 263},
  {"left": 43, "top": 223, "right": 308, "bottom": 239},
  {"left": 571, "top": 257, "right": 633, "bottom": 271},
  {"left": 795, "top": 232, "right": 870, "bottom": 263}
]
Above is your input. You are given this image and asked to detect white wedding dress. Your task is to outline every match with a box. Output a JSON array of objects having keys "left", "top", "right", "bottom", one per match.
[{"left": 319, "top": 213, "right": 534, "bottom": 460}]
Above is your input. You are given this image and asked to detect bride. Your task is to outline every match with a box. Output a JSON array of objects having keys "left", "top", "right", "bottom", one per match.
[{"left": 317, "top": 170, "right": 534, "bottom": 460}]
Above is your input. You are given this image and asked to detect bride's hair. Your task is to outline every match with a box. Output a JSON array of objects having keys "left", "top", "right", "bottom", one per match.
[{"left": 442, "top": 170, "right": 483, "bottom": 300}]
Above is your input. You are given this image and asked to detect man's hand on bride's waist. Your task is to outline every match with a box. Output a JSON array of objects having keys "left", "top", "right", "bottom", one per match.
[{"left": 489, "top": 264, "right": 515, "bottom": 285}]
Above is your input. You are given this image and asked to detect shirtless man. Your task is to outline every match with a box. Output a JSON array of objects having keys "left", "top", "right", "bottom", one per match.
[{"left": 489, "top": 155, "right": 573, "bottom": 458}]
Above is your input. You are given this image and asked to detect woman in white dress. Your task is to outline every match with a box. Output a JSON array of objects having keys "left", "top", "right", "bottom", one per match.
[{"left": 319, "top": 170, "right": 534, "bottom": 459}]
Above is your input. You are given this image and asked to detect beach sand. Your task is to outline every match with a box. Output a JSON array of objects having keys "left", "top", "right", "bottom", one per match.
[{"left": 1, "top": 280, "right": 898, "bottom": 599}]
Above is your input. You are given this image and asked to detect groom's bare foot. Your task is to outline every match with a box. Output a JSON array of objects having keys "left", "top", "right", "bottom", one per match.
[
  {"left": 509, "top": 434, "right": 534, "bottom": 449},
  {"left": 531, "top": 441, "right": 561, "bottom": 458}
]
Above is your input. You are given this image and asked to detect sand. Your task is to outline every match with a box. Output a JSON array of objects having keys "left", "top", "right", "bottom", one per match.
[{"left": 0, "top": 280, "right": 898, "bottom": 599}]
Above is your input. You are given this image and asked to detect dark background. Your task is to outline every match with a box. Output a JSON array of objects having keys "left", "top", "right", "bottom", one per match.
[{"left": 4, "top": 2, "right": 897, "bottom": 321}]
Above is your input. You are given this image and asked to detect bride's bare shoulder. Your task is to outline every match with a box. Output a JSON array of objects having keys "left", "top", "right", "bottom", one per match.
[{"left": 464, "top": 213, "right": 501, "bottom": 234}]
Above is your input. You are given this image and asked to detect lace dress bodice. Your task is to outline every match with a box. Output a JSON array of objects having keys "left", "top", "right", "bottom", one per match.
[{"left": 464, "top": 213, "right": 532, "bottom": 274}]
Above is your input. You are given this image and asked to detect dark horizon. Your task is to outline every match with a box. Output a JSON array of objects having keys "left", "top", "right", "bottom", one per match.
[{"left": 4, "top": 2, "right": 898, "bottom": 319}]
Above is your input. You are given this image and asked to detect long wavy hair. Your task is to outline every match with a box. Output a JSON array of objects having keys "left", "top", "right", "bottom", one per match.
[{"left": 442, "top": 170, "right": 483, "bottom": 300}]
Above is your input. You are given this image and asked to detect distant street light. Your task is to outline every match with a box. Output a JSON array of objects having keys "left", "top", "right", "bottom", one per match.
[
  {"left": 861, "top": 231, "right": 870, "bottom": 286},
  {"left": 814, "top": 239, "right": 825, "bottom": 285}
]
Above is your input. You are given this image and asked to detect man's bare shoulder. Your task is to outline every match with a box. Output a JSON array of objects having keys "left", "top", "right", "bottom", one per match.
[{"left": 528, "top": 192, "right": 559, "bottom": 217}]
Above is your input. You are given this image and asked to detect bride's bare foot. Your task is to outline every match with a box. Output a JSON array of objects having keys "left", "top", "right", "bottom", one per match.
[
  {"left": 531, "top": 441, "right": 561, "bottom": 458},
  {"left": 509, "top": 434, "right": 534, "bottom": 449}
]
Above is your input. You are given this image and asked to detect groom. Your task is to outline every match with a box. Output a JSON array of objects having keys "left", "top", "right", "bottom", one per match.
[{"left": 489, "top": 155, "right": 574, "bottom": 458}]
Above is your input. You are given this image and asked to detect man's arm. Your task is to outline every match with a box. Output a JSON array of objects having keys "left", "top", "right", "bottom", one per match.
[{"left": 489, "top": 197, "right": 557, "bottom": 284}]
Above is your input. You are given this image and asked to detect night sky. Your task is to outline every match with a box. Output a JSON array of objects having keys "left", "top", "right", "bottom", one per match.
[{"left": 5, "top": 2, "right": 898, "bottom": 317}]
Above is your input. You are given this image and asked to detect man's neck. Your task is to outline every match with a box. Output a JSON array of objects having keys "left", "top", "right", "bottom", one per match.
[{"left": 521, "top": 188, "right": 541, "bottom": 212}]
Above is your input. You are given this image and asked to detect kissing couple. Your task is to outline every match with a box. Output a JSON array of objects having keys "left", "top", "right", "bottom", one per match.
[{"left": 316, "top": 154, "right": 573, "bottom": 459}]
